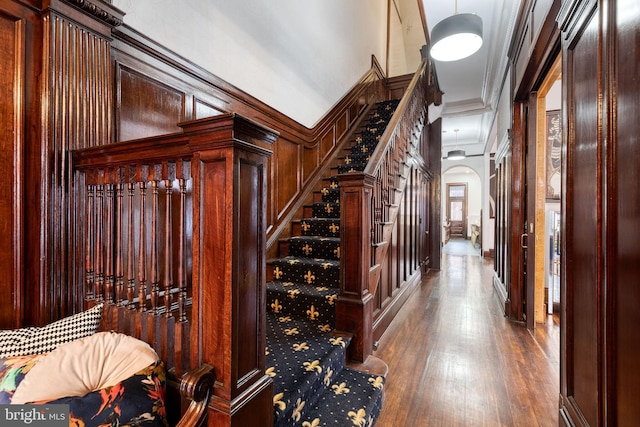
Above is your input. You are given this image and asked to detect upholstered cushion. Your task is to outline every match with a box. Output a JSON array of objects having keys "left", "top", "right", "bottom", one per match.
[
  {"left": 12, "top": 331, "right": 158, "bottom": 404},
  {"left": 0, "top": 303, "right": 103, "bottom": 358},
  {"left": 0, "top": 354, "right": 45, "bottom": 404},
  {"left": 45, "top": 360, "right": 168, "bottom": 427}
]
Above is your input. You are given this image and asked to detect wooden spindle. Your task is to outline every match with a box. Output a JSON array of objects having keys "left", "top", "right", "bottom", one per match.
[
  {"left": 115, "top": 180, "right": 125, "bottom": 305},
  {"left": 104, "top": 181, "right": 114, "bottom": 303},
  {"left": 178, "top": 176, "right": 187, "bottom": 323},
  {"left": 126, "top": 182, "right": 136, "bottom": 309},
  {"left": 163, "top": 177, "right": 173, "bottom": 318},
  {"left": 95, "top": 181, "right": 104, "bottom": 302},
  {"left": 150, "top": 179, "right": 160, "bottom": 314},
  {"left": 85, "top": 184, "right": 95, "bottom": 301},
  {"left": 138, "top": 181, "right": 147, "bottom": 312}
]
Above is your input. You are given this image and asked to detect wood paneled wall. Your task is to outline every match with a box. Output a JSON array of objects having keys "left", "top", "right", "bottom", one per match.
[
  {"left": 0, "top": 0, "right": 125, "bottom": 328},
  {"left": 0, "top": 0, "right": 388, "bottom": 329},
  {"left": 110, "top": 26, "right": 387, "bottom": 262}
]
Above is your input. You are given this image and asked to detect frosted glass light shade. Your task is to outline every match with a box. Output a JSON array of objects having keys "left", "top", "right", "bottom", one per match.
[
  {"left": 446, "top": 149, "right": 466, "bottom": 160},
  {"left": 430, "top": 13, "right": 483, "bottom": 62}
]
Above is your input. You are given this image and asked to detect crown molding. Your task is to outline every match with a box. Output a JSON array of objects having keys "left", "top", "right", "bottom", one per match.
[{"left": 61, "top": 0, "right": 124, "bottom": 27}]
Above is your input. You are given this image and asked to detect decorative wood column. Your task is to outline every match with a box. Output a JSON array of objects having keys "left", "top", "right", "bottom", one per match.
[
  {"left": 32, "top": 0, "right": 123, "bottom": 324},
  {"left": 336, "top": 172, "right": 375, "bottom": 363},
  {"left": 185, "top": 115, "right": 277, "bottom": 427}
]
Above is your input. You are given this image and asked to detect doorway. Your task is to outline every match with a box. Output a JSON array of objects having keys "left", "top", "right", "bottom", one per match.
[
  {"left": 524, "top": 54, "right": 562, "bottom": 329},
  {"left": 446, "top": 183, "right": 467, "bottom": 238}
]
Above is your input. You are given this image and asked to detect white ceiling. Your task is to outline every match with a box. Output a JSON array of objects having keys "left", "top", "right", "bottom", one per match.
[{"left": 420, "top": 0, "right": 522, "bottom": 156}]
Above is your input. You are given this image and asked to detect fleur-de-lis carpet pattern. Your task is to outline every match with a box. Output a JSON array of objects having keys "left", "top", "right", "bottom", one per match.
[{"left": 266, "top": 100, "right": 399, "bottom": 427}]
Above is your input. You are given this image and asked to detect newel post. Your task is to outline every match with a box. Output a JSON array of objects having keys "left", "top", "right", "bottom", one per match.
[
  {"left": 183, "top": 114, "right": 277, "bottom": 427},
  {"left": 337, "top": 172, "right": 375, "bottom": 362}
]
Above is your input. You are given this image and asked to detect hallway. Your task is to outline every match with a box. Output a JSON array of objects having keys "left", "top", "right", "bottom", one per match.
[{"left": 374, "top": 241, "right": 559, "bottom": 426}]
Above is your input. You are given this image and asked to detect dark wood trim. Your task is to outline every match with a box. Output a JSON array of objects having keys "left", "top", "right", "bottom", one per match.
[
  {"left": 58, "top": 0, "right": 124, "bottom": 27},
  {"left": 508, "top": 101, "right": 526, "bottom": 322},
  {"left": 525, "top": 92, "right": 537, "bottom": 330},
  {"left": 372, "top": 268, "right": 421, "bottom": 345},
  {"left": 428, "top": 118, "right": 442, "bottom": 270},
  {"left": 510, "top": 0, "right": 562, "bottom": 100}
]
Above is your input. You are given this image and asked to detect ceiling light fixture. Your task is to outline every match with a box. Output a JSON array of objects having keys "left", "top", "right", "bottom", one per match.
[
  {"left": 446, "top": 129, "right": 466, "bottom": 160},
  {"left": 430, "top": 0, "right": 483, "bottom": 62}
]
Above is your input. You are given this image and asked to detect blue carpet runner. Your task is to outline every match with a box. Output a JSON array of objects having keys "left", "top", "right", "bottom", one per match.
[{"left": 266, "top": 100, "right": 399, "bottom": 427}]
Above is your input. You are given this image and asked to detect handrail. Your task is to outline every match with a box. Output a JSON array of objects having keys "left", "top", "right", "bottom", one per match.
[
  {"left": 336, "top": 59, "right": 433, "bottom": 362},
  {"left": 364, "top": 60, "right": 429, "bottom": 275}
]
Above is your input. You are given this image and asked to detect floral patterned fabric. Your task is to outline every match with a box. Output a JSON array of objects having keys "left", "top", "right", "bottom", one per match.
[
  {"left": 0, "top": 354, "right": 45, "bottom": 404},
  {"left": 0, "top": 355, "right": 168, "bottom": 427},
  {"left": 38, "top": 361, "right": 168, "bottom": 427}
]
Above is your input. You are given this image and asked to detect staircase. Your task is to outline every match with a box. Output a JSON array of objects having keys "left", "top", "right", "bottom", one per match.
[{"left": 265, "top": 100, "right": 399, "bottom": 427}]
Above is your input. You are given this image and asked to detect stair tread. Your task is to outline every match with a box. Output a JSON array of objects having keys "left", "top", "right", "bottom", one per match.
[
  {"left": 266, "top": 99, "right": 398, "bottom": 427},
  {"left": 300, "top": 367, "right": 385, "bottom": 427},
  {"left": 269, "top": 256, "right": 340, "bottom": 288},
  {"left": 267, "top": 313, "right": 351, "bottom": 426},
  {"left": 267, "top": 280, "right": 338, "bottom": 326}
]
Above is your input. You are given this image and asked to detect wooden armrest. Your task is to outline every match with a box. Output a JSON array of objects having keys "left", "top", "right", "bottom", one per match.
[{"left": 175, "top": 364, "right": 216, "bottom": 427}]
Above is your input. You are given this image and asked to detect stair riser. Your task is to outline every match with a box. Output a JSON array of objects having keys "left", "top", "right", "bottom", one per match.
[
  {"left": 269, "top": 260, "right": 340, "bottom": 288},
  {"left": 287, "top": 238, "right": 340, "bottom": 260}
]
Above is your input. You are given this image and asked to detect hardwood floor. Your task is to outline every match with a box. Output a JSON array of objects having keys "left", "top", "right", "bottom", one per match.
[{"left": 374, "top": 243, "right": 560, "bottom": 427}]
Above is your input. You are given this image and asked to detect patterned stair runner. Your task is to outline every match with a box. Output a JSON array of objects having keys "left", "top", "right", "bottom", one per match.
[{"left": 266, "top": 100, "right": 399, "bottom": 427}]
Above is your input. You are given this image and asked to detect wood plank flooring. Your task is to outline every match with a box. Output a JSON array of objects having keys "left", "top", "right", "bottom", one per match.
[{"left": 374, "top": 243, "right": 560, "bottom": 427}]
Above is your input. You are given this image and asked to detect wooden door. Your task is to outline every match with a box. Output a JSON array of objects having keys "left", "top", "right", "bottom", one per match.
[
  {"left": 446, "top": 183, "right": 466, "bottom": 238},
  {"left": 559, "top": 0, "right": 640, "bottom": 424}
]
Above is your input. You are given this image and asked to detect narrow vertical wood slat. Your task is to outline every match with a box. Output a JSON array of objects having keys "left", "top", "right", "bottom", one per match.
[
  {"left": 137, "top": 181, "right": 147, "bottom": 313},
  {"left": 126, "top": 181, "right": 136, "bottom": 309},
  {"left": 115, "top": 178, "right": 125, "bottom": 306},
  {"left": 104, "top": 178, "right": 114, "bottom": 303},
  {"left": 85, "top": 184, "right": 95, "bottom": 301},
  {"left": 175, "top": 166, "right": 189, "bottom": 374},
  {"left": 178, "top": 176, "right": 187, "bottom": 323},
  {"left": 150, "top": 179, "right": 159, "bottom": 314},
  {"left": 94, "top": 180, "right": 104, "bottom": 302},
  {"left": 164, "top": 176, "right": 173, "bottom": 318},
  {"left": 159, "top": 167, "right": 174, "bottom": 366}
]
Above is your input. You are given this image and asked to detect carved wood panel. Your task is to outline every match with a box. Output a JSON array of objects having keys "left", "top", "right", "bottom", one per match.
[
  {"left": 0, "top": 10, "right": 25, "bottom": 329},
  {"left": 118, "top": 66, "right": 185, "bottom": 141}
]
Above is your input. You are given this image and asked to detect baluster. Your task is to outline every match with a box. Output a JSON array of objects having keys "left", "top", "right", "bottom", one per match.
[
  {"left": 163, "top": 177, "right": 173, "bottom": 318},
  {"left": 104, "top": 180, "right": 114, "bottom": 303},
  {"left": 126, "top": 182, "right": 136, "bottom": 309},
  {"left": 138, "top": 181, "right": 147, "bottom": 312},
  {"left": 150, "top": 179, "right": 160, "bottom": 314},
  {"left": 177, "top": 176, "right": 187, "bottom": 322},
  {"left": 85, "top": 184, "right": 95, "bottom": 300},
  {"left": 95, "top": 181, "right": 104, "bottom": 302},
  {"left": 115, "top": 179, "right": 125, "bottom": 305}
]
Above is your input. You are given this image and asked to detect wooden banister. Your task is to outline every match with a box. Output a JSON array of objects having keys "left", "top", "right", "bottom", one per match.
[
  {"left": 73, "top": 113, "right": 277, "bottom": 426},
  {"left": 337, "top": 59, "right": 436, "bottom": 362}
]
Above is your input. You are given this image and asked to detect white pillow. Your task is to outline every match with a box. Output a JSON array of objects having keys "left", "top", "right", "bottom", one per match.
[
  {"left": 0, "top": 303, "right": 103, "bottom": 358},
  {"left": 12, "top": 331, "right": 159, "bottom": 404}
]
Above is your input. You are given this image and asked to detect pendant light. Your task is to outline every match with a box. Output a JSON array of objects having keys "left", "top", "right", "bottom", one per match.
[
  {"left": 446, "top": 129, "right": 466, "bottom": 160},
  {"left": 430, "top": 0, "right": 483, "bottom": 62}
]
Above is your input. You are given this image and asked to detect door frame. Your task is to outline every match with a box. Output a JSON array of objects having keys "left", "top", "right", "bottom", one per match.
[
  {"left": 525, "top": 56, "right": 563, "bottom": 329},
  {"left": 446, "top": 182, "right": 467, "bottom": 238}
]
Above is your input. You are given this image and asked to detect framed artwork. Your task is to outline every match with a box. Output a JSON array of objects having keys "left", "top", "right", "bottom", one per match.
[{"left": 546, "top": 110, "right": 562, "bottom": 199}]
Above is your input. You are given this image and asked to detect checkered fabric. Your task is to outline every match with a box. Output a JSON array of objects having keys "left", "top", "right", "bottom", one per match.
[{"left": 0, "top": 303, "right": 103, "bottom": 358}]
